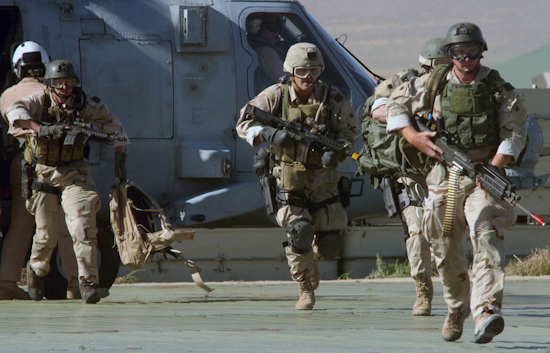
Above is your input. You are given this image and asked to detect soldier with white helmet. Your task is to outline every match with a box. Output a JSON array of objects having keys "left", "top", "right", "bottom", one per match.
[
  {"left": 386, "top": 23, "right": 527, "bottom": 343},
  {"left": 5, "top": 59, "right": 130, "bottom": 304},
  {"left": 356, "top": 38, "right": 450, "bottom": 317},
  {"left": 0, "top": 41, "right": 80, "bottom": 300},
  {"left": 237, "top": 42, "right": 358, "bottom": 310}
]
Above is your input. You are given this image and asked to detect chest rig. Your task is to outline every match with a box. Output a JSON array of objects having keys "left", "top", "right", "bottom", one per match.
[
  {"left": 279, "top": 83, "right": 332, "bottom": 168},
  {"left": 430, "top": 68, "right": 503, "bottom": 151},
  {"left": 24, "top": 88, "right": 88, "bottom": 166}
]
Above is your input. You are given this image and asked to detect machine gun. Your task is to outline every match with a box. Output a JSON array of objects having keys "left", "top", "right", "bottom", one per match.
[
  {"left": 62, "top": 119, "right": 127, "bottom": 146},
  {"left": 244, "top": 104, "right": 352, "bottom": 156},
  {"left": 416, "top": 118, "right": 545, "bottom": 226}
]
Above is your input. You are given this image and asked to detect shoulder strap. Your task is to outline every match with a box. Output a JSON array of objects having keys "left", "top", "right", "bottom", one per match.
[{"left": 282, "top": 82, "right": 289, "bottom": 121}]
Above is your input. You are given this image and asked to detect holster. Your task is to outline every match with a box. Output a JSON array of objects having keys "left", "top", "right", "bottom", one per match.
[
  {"left": 254, "top": 147, "right": 277, "bottom": 215},
  {"left": 338, "top": 176, "right": 351, "bottom": 209},
  {"left": 21, "top": 159, "right": 34, "bottom": 200},
  {"left": 259, "top": 173, "right": 277, "bottom": 216}
]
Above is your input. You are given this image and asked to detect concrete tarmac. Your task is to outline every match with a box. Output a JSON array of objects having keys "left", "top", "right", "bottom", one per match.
[{"left": 0, "top": 277, "right": 549, "bottom": 352}]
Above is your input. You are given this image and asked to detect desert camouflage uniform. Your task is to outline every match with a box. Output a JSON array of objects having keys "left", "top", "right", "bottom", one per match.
[
  {"left": 237, "top": 81, "right": 358, "bottom": 281},
  {"left": 0, "top": 77, "right": 78, "bottom": 288},
  {"left": 386, "top": 66, "right": 527, "bottom": 319},
  {"left": 6, "top": 89, "right": 129, "bottom": 284}
]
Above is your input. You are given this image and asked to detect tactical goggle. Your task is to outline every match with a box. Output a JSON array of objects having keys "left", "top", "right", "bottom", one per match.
[
  {"left": 50, "top": 77, "right": 78, "bottom": 89},
  {"left": 293, "top": 66, "right": 322, "bottom": 79},
  {"left": 449, "top": 44, "right": 482, "bottom": 62}
]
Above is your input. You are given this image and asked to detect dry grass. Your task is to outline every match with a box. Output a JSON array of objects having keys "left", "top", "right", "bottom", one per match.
[
  {"left": 505, "top": 247, "right": 550, "bottom": 276},
  {"left": 113, "top": 269, "right": 144, "bottom": 284}
]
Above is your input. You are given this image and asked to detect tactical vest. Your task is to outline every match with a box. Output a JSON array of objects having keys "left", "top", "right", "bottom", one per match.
[
  {"left": 279, "top": 83, "right": 334, "bottom": 167},
  {"left": 276, "top": 83, "right": 339, "bottom": 191},
  {"left": 24, "top": 88, "right": 88, "bottom": 166},
  {"left": 425, "top": 65, "right": 508, "bottom": 150}
]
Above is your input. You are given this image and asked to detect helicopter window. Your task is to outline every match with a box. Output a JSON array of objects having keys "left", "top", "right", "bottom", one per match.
[{"left": 245, "top": 12, "right": 350, "bottom": 99}]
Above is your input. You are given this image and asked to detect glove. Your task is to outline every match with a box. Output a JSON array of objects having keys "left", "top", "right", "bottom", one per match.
[
  {"left": 114, "top": 151, "right": 127, "bottom": 181},
  {"left": 321, "top": 149, "right": 339, "bottom": 168},
  {"left": 38, "top": 124, "right": 64, "bottom": 139},
  {"left": 260, "top": 126, "right": 293, "bottom": 147}
]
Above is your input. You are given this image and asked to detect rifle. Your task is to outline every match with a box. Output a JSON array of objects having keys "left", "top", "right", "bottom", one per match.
[
  {"left": 244, "top": 104, "right": 353, "bottom": 156},
  {"left": 62, "top": 119, "right": 127, "bottom": 146},
  {"left": 416, "top": 118, "right": 545, "bottom": 226}
]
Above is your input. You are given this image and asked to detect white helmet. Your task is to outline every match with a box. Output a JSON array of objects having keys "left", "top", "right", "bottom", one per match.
[{"left": 12, "top": 41, "right": 50, "bottom": 80}]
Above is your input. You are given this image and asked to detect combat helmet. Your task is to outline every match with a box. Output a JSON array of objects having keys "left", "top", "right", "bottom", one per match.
[
  {"left": 283, "top": 42, "right": 324, "bottom": 74},
  {"left": 418, "top": 38, "right": 449, "bottom": 69},
  {"left": 443, "top": 22, "right": 487, "bottom": 52},
  {"left": 12, "top": 41, "right": 50, "bottom": 80},
  {"left": 44, "top": 60, "right": 80, "bottom": 87}
]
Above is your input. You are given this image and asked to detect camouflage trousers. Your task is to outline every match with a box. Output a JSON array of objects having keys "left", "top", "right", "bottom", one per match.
[
  {"left": 276, "top": 168, "right": 347, "bottom": 282},
  {"left": 0, "top": 152, "right": 78, "bottom": 283},
  {"left": 398, "top": 175, "right": 432, "bottom": 281},
  {"left": 423, "top": 163, "right": 515, "bottom": 318},
  {"left": 26, "top": 160, "right": 101, "bottom": 284}
]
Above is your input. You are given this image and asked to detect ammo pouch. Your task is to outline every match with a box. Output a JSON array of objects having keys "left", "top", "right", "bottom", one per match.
[{"left": 280, "top": 161, "right": 307, "bottom": 191}]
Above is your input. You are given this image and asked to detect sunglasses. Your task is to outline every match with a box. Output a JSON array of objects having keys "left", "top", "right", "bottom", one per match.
[
  {"left": 293, "top": 66, "right": 322, "bottom": 79},
  {"left": 50, "top": 77, "right": 78, "bottom": 89}
]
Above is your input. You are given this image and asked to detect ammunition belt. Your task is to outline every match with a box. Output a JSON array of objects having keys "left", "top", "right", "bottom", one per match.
[{"left": 442, "top": 164, "right": 461, "bottom": 237}]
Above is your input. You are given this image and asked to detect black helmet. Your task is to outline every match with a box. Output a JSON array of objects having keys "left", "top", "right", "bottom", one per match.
[
  {"left": 44, "top": 60, "right": 80, "bottom": 87},
  {"left": 443, "top": 22, "right": 487, "bottom": 51}
]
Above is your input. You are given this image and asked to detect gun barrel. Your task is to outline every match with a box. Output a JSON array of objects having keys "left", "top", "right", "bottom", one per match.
[{"left": 515, "top": 202, "right": 546, "bottom": 226}]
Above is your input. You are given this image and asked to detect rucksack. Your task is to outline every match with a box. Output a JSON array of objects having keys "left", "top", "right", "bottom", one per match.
[{"left": 110, "top": 181, "right": 212, "bottom": 292}]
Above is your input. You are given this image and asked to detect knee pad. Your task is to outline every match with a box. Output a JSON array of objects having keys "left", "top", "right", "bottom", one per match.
[
  {"left": 316, "top": 230, "right": 343, "bottom": 260},
  {"left": 286, "top": 218, "right": 314, "bottom": 254}
]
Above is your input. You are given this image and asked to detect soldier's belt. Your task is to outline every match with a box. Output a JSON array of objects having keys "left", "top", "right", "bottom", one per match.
[{"left": 278, "top": 193, "right": 340, "bottom": 214}]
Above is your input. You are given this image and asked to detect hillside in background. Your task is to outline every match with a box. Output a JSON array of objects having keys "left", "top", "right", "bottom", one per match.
[{"left": 299, "top": 0, "right": 550, "bottom": 88}]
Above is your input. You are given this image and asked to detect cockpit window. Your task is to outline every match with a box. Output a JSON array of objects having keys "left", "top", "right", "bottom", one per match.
[{"left": 245, "top": 12, "right": 350, "bottom": 99}]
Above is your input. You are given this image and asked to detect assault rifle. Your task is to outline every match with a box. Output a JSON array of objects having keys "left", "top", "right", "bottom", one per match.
[
  {"left": 244, "top": 104, "right": 352, "bottom": 156},
  {"left": 62, "top": 120, "right": 127, "bottom": 146},
  {"left": 416, "top": 118, "right": 545, "bottom": 226}
]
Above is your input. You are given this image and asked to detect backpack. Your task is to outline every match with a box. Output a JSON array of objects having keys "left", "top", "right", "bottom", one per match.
[{"left": 109, "top": 181, "right": 212, "bottom": 292}]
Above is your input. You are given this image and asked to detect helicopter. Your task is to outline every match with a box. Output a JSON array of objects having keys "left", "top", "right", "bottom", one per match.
[{"left": 0, "top": 0, "right": 546, "bottom": 293}]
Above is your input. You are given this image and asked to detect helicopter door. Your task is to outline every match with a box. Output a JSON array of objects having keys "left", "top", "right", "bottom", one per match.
[{"left": 79, "top": 39, "right": 174, "bottom": 139}]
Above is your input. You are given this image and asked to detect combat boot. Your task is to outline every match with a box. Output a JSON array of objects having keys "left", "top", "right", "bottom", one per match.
[
  {"left": 474, "top": 308, "right": 504, "bottom": 344},
  {"left": 310, "top": 261, "right": 320, "bottom": 290},
  {"left": 295, "top": 278, "right": 315, "bottom": 310},
  {"left": 26, "top": 261, "right": 45, "bottom": 301},
  {"left": 79, "top": 277, "right": 100, "bottom": 304},
  {"left": 0, "top": 280, "right": 30, "bottom": 300},
  {"left": 412, "top": 277, "right": 433, "bottom": 316},
  {"left": 441, "top": 308, "right": 469, "bottom": 342}
]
